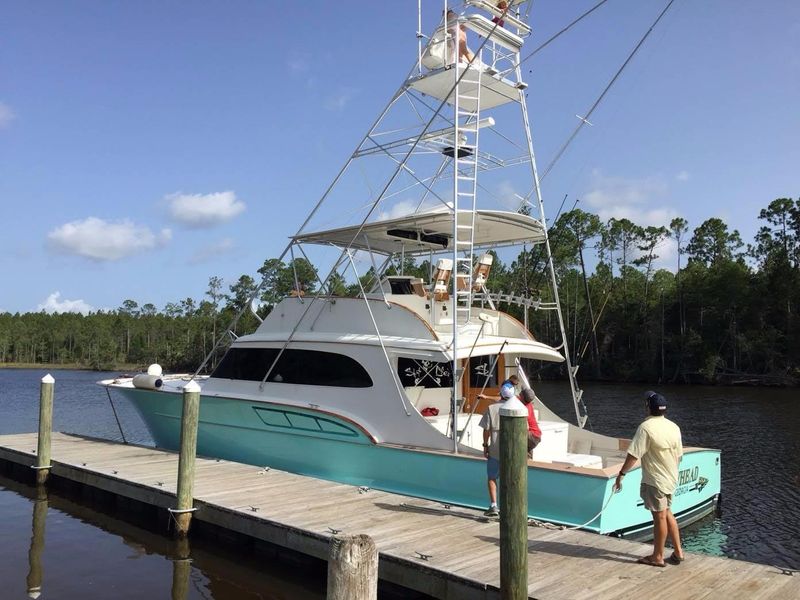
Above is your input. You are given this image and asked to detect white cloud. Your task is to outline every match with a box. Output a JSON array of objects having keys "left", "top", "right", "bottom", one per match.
[
  {"left": 494, "top": 180, "right": 526, "bottom": 211},
  {"left": 676, "top": 170, "right": 690, "bottom": 182},
  {"left": 377, "top": 200, "right": 419, "bottom": 220},
  {"left": 37, "top": 292, "right": 94, "bottom": 315},
  {"left": 188, "top": 238, "right": 235, "bottom": 265},
  {"left": 581, "top": 170, "right": 689, "bottom": 272},
  {"left": 48, "top": 217, "right": 172, "bottom": 261},
  {"left": 324, "top": 87, "right": 358, "bottom": 111},
  {"left": 583, "top": 170, "right": 676, "bottom": 227},
  {"left": 650, "top": 236, "right": 679, "bottom": 272},
  {"left": 377, "top": 198, "right": 450, "bottom": 221},
  {"left": 0, "top": 102, "right": 15, "bottom": 128},
  {"left": 167, "top": 191, "right": 245, "bottom": 228}
]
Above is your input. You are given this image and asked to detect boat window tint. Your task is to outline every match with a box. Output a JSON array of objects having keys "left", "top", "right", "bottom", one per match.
[
  {"left": 210, "top": 347, "right": 269, "bottom": 382},
  {"left": 212, "top": 348, "right": 372, "bottom": 387},
  {"left": 388, "top": 279, "right": 414, "bottom": 294},
  {"left": 397, "top": 357, "right": 453, "bottom": 388}
]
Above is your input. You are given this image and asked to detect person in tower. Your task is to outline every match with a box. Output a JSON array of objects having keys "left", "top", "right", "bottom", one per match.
[
  {"left": 492, "top": 1, "right": 509, "bottom": 28},
  {"left": 446, "top": 10, "right": 474, "bottom": 63}
]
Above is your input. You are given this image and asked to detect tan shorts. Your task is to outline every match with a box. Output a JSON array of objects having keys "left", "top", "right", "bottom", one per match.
[{"left": 640, "top": 483, "right": 672, "bottom": 512}]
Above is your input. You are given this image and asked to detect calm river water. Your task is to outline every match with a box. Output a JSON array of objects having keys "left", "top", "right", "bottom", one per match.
[{"left": 0, "top": 368, "right": 798, "bottom": 598}]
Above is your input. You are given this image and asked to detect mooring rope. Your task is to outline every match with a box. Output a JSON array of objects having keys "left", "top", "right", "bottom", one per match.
[
  {"left": 529, "top": 487, "right": 618, "bottom": 531},
  {"left": 104, "top": 387, "right": 128, "bottom": 444}
]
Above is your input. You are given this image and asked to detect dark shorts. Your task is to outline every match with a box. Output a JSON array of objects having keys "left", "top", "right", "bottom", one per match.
[
  {"left": 640, "top": 482, "right": 672, "bottom": 512},
  {"left": 527, "top": 435, "right": 541, "bottom": 459},
  {"left": 487, "top": 456, "right": 500, "bottom": 480}
]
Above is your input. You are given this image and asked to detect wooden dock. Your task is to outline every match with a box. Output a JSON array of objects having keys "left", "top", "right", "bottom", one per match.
[{"left": 0, "top": 432, "right": 796, "bottom": 600}]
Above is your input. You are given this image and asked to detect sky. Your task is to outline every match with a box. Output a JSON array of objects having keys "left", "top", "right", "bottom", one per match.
[{"left": 1, "top": 1, "right": 799, "bottom": 314}]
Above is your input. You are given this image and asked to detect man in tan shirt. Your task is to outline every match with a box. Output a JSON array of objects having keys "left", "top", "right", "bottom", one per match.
[{"left": 614, "top": 391, "right": 685, "bottom": 567}]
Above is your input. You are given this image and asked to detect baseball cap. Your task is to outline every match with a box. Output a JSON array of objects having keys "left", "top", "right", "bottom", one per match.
[
  {"left": 500, "top": 383, "right": 516, "bottom": 399},
  {"left": 644, "top": 390, "right": 667, "bottom": 412}
]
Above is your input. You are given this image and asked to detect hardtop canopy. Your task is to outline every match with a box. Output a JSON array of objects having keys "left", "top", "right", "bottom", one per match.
[{"left": 292, "top": 209, "right": 546, "bottom": 256}]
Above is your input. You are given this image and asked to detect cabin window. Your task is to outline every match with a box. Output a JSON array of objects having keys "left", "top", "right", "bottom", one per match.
[
  {"left": 469, "top": 355, "right": 498, "bottom": 388},
  {"left": 397, "top": 357, "right": 453, "bottom": 388},
  {"left": 388, "top": 278, "right": 414, "bottom": 295},
  {"left": 212, "top": 348, "right": 373, "bottom": 388}
]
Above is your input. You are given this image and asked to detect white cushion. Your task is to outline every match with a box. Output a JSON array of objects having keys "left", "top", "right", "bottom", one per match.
[{"left": 571, "top": 438, "right": 592, "bottom": 455}]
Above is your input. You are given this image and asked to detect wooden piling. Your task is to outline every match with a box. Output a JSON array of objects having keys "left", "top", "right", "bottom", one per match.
[
  {"left": 326, "top": 534, "right": 378, "bottom": 600},
  {"left": 499, "top": 397, "right": 529, "bottom": 600},
  {"left": 171, "top": 537, "right": 191, "bottom": 600},
  {"left": 35, "top": 374, "right": 54, "bottom": 486},
  {"left": 174, "top": 380, "right": 200, "bottom": 536},
  {"left": 26, "top": 484, "right": 47, "bottom": 599}
]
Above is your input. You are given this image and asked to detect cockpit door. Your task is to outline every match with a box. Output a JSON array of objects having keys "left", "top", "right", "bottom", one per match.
[{"left": 463, "top": 354, "right": 504, "bottom": 415}]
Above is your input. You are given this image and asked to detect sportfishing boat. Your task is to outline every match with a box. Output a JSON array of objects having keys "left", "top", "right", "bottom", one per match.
[{"left": 102, "top": 1, "right": 720, "bottom": 539}]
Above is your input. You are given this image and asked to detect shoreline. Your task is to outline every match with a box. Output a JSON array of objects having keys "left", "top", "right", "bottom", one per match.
[{"left": 0, "top": 363, "right": 141, "bottom": 373}]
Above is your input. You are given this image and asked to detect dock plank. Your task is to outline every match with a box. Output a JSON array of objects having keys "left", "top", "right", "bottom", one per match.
[{"left": 1, "top": 432, "right": 796, "bottom": 600}]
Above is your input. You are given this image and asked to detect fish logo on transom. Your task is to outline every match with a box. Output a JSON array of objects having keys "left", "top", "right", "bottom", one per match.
[{"left": 673, "top": 468, "right": 708, "bottom": 497}]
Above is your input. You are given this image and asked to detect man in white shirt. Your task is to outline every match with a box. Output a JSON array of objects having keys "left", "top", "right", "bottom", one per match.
[
  {"left": 614, "top": 391, "right": 686, "bottom": 567},
  {"left": 478, "top": 382, "right": 515, "bottom": 516}
]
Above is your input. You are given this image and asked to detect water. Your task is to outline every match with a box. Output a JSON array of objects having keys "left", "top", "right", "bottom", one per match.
[
  {"left": 0, "top": 369, "right": 798, "bottom": 598},
  {"left": 0, "top": 474, "right": 326, "bottom": 599},
  {"left": 534, "top": 380, "right": 800, "bottom": 568},
  {"left": 0, "top": 368, "right": 153, "bottom": 446},
  {"left": 0, "top": 369, "right": 329, "bottom": 600}
]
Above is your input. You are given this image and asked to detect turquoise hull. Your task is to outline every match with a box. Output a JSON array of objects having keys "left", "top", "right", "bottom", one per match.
[{"left": 119, "top": 388, "right": 721, "bottom": 537}]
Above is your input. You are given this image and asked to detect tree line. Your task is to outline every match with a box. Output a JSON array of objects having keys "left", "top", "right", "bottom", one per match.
[{"left": 2, "top": 197, "right": 798, "bottom": 385}]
